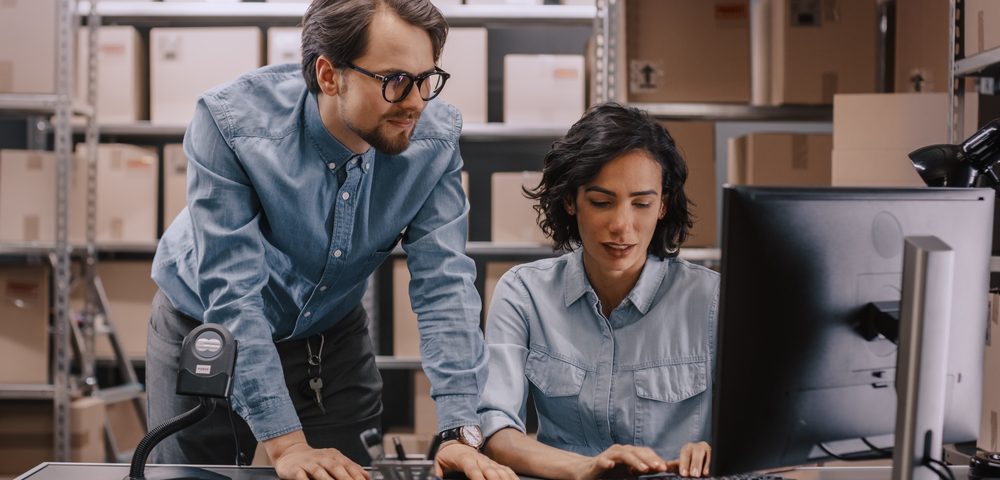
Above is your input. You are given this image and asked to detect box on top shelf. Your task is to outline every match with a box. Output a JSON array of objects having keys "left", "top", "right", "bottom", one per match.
[
  {"left": 661, "top": 121, "right": 716, "bottom": 247},
  {"left": 768, "top": 0, "right": 878, "bottom": 105},
  {"left": 150, "top": 27, "right": 263, "bottom": 126},
  {"left": 77, "top": 25, "right": 146, "bottom": 123},
  {"left": 503, "top": 55, "right": 585, "bottom": 126},
  {"left": 0, "top": 265, "right": 50, "bottom": 385},
  {"left": 625, "top": 0, "right": 751, "bottom": 104},
  {"left": 894, "top": 0, "right": 949, "bottom": 93},
  {"left": 0, "top": 0, "right": 55, "bottom": 94},
  {"left": 267, "top": 27, "right": 303, "bottom": 67},
  {"left": 728, "top": 132, "right": 832, "bottom": 186},
  {"left": 438, "top": 28, "right": 488, "bottom": 125}
]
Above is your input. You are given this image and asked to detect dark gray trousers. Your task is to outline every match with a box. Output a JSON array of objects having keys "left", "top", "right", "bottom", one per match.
[{"left": 145, "top": 290, "right": 383, "bottom": 466}]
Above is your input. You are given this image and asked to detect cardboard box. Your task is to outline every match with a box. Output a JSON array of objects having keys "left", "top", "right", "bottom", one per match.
[
  {"left": 491, "top": 171, "right": 547, "bottom": 244},
  {"left": 833, "top": 93, "right": 949, "bottom": 151},
  {"left": 966, "top": 0, "right": 1000, "bottom": 56},
  {"left": 0, "top": 149, "right": 88, "bottom": 245},
  {"left": 728, "top": 133, "right": 832, "bottom": 186},
  {"left": 769, "top": 0, "right": 878, "bottom": 105},
  {"left": 662, "top": 121, "right": 716, "bottom": 247},
  {"left": 0, "top": 397, "right": 106, "bottom": 475},
  {"left": 105, "top": 395, "right": 146, "bottom": 455},
  {"left": 980, "top": 292, "right": 1000, "bottom": 453},
  {"left": 267, "top": 27, "right": 302, "bottom": 66},
  {"left": 0, "top": 266, "right": 50, "bottom": 385},
  {"left": 150, "top": 27, "right": 262, "bottom": 125},
  {"left": 503, "top": 55, "right": 585, "bottom": 126},
  {"left": 894, "top": 0, "right": 949, "bottom": 93},
  {"left": 830, "top": 149, "right": 924, "bottom": 187},
  {"left": 438, "top": 28, "right": 488, "bottom": 124},
  {"left": 484, "top": 262, "right": 518, "bottom": 321},
  {"left": 75, "top": 261, "right": 157, "bottom": 360},
  {"left": 0, "top": 0, "right": 55, "bottom": 94},
  {"left": 414, "top": 371, "right": 437, "bottom": 435},
  {"left": 75, "top": 143, "right": 159, "bottom": 244},
  {"left": 162, "top": 144, "right": 187, "bottom": 232},
  {"left": 626, "top": 0, "right": 751, "bottom": 103},
  {"left": 77, "top": 26, "right": 145, "bottom": 123}
]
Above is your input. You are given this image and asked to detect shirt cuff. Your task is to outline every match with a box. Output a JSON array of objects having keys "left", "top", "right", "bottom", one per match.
[
  {"left": 480, "top": 410, "right": 524, "bottom": 440},
  {"left": 433, "top": 393, "right": 480, "bottom": 432},
  {"left": 242, "top": 397, "right": 303, "bottom": 441}
]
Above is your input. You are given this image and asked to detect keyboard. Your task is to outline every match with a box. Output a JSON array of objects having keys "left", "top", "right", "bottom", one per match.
[{"left": 637, "top": 473, "right": 786, "bottom": 480}]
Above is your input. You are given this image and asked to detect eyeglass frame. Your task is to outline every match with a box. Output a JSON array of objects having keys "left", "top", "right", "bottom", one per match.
[{"left": 343, "top": 62, "right": 451, "bottom": 104}]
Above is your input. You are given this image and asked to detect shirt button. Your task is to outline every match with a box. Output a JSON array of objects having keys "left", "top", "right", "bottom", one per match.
[
  {"left": 327, "top": 162, "right": 336, "bottom": 170},
  {"left": 333, "top": 249, "right": 343, "bottom": 258},
  {"left": 351, "top": 158, "right": 358, "bottom": 165},
  {"left": 341, "top": 192, "right": 350, "bottom": 201},
  {"left": 304, "top": 311, "right": 312, "bottom": 318},
  {"left": 319, "top": 285, "right": 328, "bottom": 292}
]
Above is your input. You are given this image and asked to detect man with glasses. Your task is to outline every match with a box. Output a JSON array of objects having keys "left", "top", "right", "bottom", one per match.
[{"left": 147, "top": 2, "right": 515, "bottom": 479}]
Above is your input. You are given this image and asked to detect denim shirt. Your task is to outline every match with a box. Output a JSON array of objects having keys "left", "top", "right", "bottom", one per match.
[
  {"left": 152, "top": 64, "right": 487, "bottom": 441},
  {"left": 479, "top": 250, "right": 719, "bottom": 459}
]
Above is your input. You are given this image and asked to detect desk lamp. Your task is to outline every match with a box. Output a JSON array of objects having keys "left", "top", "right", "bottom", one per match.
[
  {"left": 909, "top": 118, "right": 1000, "bottom": 190},
  {"left": 126, "top": 324, "right": 239, "bottom": 480}
]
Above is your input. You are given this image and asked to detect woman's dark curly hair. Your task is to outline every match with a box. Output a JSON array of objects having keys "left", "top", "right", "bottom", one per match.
[{"left": 524, "top": 103, "right": 693, "bottom": 258}]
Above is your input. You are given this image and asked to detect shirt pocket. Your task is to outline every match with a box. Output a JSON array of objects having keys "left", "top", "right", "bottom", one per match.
[
  {"left": 632, "top": 360, "right": 709, "bottom": 451},
  {"left": 525, "top": 350, "right": 588, "bottom": 447}
]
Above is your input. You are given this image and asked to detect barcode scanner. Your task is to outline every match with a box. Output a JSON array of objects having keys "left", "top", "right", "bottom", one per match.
[{"left": 126, "top": 324, "right": 239, "bottom": 480}]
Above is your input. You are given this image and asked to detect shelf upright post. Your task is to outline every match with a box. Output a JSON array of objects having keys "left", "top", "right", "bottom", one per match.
[
  {"left": 949, "top": 0, "right": 963, "bottom": 143},
  {"left": 80, "top": 0, "right": 101, "bottom": 394},
  {"left": 52, "top": 0, "right": 77, "bottom": 462}
]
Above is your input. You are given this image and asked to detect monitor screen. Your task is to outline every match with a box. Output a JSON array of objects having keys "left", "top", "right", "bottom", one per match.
[{"left": 711, "top": 186, "right": 994, "bottom": 475}]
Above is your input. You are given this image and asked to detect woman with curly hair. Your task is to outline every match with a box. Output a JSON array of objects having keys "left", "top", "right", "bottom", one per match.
[{"left": 478, "top": 103, "right": 719, "bottom": 480}]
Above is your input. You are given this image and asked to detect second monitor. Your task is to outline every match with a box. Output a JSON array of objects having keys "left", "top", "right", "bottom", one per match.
[{"left": 712, "top": 186, "right": 994, "bottom": 475}]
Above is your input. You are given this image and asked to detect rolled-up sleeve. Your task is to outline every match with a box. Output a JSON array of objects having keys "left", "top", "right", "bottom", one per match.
[
  {"left": 185, "top": 97, "right": 301, "bottom": 440},
  {"left": 478, "top": 270, "right": 531, "bottom": 438}
]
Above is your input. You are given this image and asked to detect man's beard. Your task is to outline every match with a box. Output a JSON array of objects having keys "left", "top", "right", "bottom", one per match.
[{"left": 346, "top": 109, "right": 418, "bottom": 156}]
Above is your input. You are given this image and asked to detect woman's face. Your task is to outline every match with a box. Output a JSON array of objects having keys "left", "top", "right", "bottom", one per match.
[{"left": 568, "top": 149, "right": 666, "bottom": 277}]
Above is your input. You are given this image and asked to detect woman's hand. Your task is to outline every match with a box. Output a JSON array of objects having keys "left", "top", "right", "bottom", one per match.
[
  {"left": 665, "top": 441, "right": 711, "bottom": 478},
  {"left": 575, "top": 444, "right": 668, "bottom": 480}
]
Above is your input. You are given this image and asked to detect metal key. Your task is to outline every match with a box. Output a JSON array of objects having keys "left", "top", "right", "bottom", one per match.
[{"left": 309, "top": 377, "right": 326, "bottom": 414}]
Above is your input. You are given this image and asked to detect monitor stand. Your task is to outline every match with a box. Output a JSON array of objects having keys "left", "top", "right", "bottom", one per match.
[{"left": 892, "top": 236, "right": 955, "bottom": 480}]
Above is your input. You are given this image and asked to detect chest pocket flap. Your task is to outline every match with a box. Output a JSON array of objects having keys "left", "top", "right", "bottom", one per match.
[
  {"left": 634, "top": 360, "right": 707, "bottom": 403},
  {"left": 525, "top": 350, "right": 586, "bottom": 397}
]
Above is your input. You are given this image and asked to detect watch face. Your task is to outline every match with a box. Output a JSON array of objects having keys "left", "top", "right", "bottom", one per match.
[{"left": 460, "top": 425, "right": 484, "bottom": 447}]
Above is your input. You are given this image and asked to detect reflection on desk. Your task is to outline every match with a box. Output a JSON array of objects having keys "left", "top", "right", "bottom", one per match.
[{"left": 14, "top": 463, "right": 975, "bottom": 480}]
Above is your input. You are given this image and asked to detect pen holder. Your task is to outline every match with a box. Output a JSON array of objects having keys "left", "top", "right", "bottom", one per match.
[{"left": 371, "top": 459, "right": 439, "bottom": 480}]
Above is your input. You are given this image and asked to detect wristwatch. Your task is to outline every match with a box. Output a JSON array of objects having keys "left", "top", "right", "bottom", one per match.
[{"left": 438, "top": 425, "right": 484, "bottom": 450}]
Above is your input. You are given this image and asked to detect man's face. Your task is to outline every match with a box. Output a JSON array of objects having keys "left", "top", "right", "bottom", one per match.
[{"left": 337, "top": 9, "right": 436, "bottom": 155}]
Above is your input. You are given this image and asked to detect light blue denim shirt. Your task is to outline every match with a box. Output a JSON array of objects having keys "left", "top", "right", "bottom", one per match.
[
  {"left": 479, "top": 250, "right": 719, "bottom": 459},
  {"left": 152, "top": 64, "right": 487, "bottom": 441}
]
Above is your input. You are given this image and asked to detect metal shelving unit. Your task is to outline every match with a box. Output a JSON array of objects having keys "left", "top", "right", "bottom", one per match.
[
  {"left": 630, "top": 102, "right": 833, "bottom": 122},
  {"left": 77, "top": 1, "right": 595, "bottom": 27},
  {"left": 950, "top": 1, "right": 1000, "bottom": 142}
]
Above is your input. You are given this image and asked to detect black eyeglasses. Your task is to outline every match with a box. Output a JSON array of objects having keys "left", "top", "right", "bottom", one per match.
[{"left": 344, "top": 62, "right": 451, "bottom": 104}]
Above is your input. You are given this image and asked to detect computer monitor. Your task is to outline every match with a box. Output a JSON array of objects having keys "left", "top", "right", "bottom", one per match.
[{"left": 711, "top": 186, "right": 994, "bottom": 475}]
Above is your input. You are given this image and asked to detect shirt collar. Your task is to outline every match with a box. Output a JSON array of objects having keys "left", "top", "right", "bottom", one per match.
[
  {"left": 563, "top": 248, "right": 670, "bottom": 315},
  {"left": 304, "top": 91, "right": 372, "bottom": 171}
]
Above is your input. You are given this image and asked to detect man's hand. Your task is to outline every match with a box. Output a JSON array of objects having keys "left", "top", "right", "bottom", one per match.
[
  {"left": 264, "top": 430, "right": 370, "bottom": 480},
  {"left": 577, "top": 444, "right": 668, "bottom": 480},
  {"left": 665, "top": 441, "right": 711, "bottom": 478},
  {"left": 435, "top": 441, "right": 518, "bottom": 480}
]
